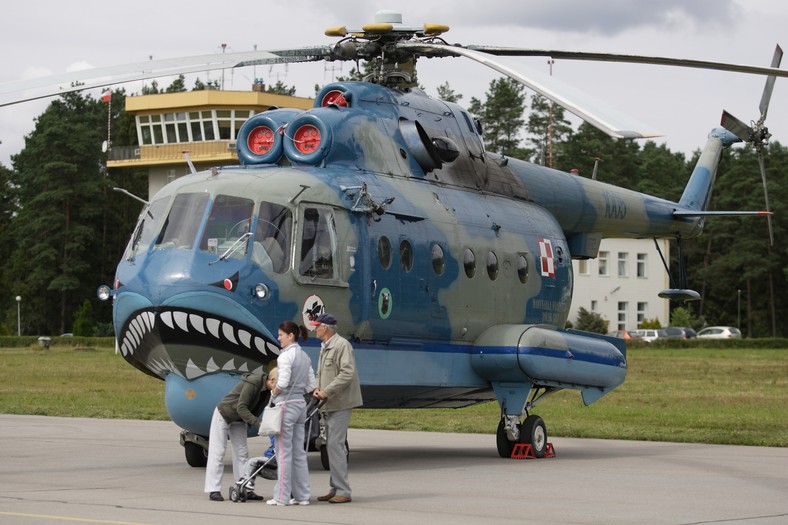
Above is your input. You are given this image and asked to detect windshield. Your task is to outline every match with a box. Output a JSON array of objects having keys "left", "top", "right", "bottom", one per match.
[
  {"left": 125, "top": 197, "right": 169, "bottom": 260},
  {"left": 155, "top": 193, "right": 210, "bottom": 250},
  {"left": 199, "top": 195, "right": 256, "bottom": 260}
]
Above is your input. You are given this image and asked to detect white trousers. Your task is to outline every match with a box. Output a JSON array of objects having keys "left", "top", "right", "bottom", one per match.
[
  {"left": 204, "top": 408, "right": 249, "bottom": 493},
  {"left": 272, "top": 398, "right": 310, "bottom": 503}
]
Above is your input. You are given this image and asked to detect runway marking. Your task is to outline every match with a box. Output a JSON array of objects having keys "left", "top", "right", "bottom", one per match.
[{"left": 0, "top": 512, "right": 152, "bottom": 525}]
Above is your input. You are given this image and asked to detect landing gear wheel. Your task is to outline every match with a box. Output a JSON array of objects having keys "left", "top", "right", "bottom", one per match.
[
  {"left": 496, "top": 418, "right": 515, "bottom": 458},
  {"left": 520, "top": 415, "right": 547, "bottom": 458},
  {"left": 319, "top": 440, "right": 349, "bottom": 471},
  {"left": 184, "top": 441, "right": 208, "bottom": 467}
]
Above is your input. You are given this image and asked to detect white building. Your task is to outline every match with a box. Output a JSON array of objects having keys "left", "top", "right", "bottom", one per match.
[{"left": 569, "top": 238, "right": 671, "bottom": 331}]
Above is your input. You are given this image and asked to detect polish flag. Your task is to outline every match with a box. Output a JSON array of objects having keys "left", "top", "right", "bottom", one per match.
[{"left": 101, "top": 90, "right": 111, "bottom": 103}]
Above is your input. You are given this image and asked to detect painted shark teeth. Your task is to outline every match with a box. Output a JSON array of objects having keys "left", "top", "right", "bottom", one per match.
[{"left": 120, "top": 309, "right": 279, "bottom": 379}]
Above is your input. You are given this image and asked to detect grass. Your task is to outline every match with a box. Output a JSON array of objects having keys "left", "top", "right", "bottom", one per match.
[{"left": 1, "top": 344, "right": 786, "bottom": 447}]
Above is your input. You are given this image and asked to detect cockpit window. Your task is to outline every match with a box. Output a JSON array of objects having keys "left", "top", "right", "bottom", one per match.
[
  {"left": 125, "top": 197, "right": 169, "bottom": 260},
  {"left": 155, "top": 193, "right": 210, "bottom": 250},
  {"left": 299, "top": 206, "right": 336, "bottom": 278},
  {"left": 252, "top": 202, "right": 292, "bottom": 273},
  {"left": 198, "top": 195, "right": 255, "bottom": 259}
]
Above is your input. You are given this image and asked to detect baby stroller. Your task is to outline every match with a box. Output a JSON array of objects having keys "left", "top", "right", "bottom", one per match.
[{"left": 229, "top": 397, "right": 324, "bottom": 503}]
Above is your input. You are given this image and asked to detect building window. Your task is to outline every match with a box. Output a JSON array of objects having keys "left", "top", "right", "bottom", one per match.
[
  {"left": 578, "top": 259, "right": 589, "bottom": 275},
  {"left": 590, "top": 300, "right": 598, "bottom": 312},
  {"left": 137, "top": 109, "right": 256, "bottom": 146},
  {"left": 637, "top": 253, "right": 647, "bottom": 278},
  {"left": 617, "top": 252, "right": 628, "bottom": 277},
  {"left": 617, "top": 301, "right": 628, "bottom": 330},
  {"left": 598, "top": 251, "right": 609, "bottom": 276},
  {"left": 637, "top": 302, "right": 647, "bottom": 325}
]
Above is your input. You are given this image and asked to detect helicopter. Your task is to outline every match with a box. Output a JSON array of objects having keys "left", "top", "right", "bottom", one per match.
[{"left": 2, "top": 10, "right": 783, "bottom": 465}]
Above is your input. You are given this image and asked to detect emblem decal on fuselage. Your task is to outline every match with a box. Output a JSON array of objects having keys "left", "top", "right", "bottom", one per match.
[
  {"left": 538, "top": 238, "right": 556, "bottom": 278},
  {"left": 303, "top": 294, "right": 326, "bottom": 330}
]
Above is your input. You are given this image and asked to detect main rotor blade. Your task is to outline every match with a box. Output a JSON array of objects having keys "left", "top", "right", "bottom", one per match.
[
  {"left": 720, "top": 110, "right": 752, "bottom": 142},
  {"left": 399, "top": 42, "right": 661, "bottom": 139},
  {"left": 0, "top": 47, "right": 331, "bottom": 108},
  {"left": 759, "top": 44, "right": 783, "bottom": 120},
  {"left": 466, "top": 46, "right": 788, "bottom": 80}
]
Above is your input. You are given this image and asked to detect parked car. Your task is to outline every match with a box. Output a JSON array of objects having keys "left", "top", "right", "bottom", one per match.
[
  {"left": 662, "top": 327, "right": 697, "bottom": 339},
  {"left": 607, "top": 330, "right": 641, "bottom": 340},
  {"left": 630, "top": 329, "right": 668, "bottom": 342},
  {"left": 696, "top": 326, "right": 742, "bottom": 339}
]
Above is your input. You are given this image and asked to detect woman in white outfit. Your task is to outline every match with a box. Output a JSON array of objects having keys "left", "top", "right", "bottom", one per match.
[{"left": 267, "top": 320, "right": 317, "bottom": 506}]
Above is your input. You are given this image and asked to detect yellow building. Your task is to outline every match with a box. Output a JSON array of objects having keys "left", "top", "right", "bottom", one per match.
[{"left": 107, "top": 87, "right": 313, "bottom": 198}]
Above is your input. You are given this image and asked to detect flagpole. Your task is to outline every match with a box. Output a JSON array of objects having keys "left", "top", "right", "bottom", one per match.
[{"left": 106, "top": 91, "right": 111, "bottom": 149}]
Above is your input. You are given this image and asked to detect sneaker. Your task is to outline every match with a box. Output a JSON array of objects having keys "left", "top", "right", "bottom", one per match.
[
  {"left": 288, "top": 498, "right": 310, "bottom": 506},
  {"left": 246, "top": 492, "right": 264, "bottom": 501},
  {"left": 209, "top": 491, "right": 224, "bottom": 502},
  {"left": 266, "top": 499, "right": 286, "bottom": 506}
]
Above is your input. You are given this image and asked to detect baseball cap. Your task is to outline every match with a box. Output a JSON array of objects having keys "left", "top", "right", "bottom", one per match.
[{"left": 310, "top": 313, "right": 337, "bottom": 327}]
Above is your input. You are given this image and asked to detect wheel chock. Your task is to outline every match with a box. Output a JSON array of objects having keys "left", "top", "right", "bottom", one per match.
[{"left": 510, "top": 442, "right": 556, "bottom": 459}]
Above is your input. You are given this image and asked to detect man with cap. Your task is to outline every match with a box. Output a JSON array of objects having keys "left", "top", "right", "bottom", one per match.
[{"left": 310, "top": 313, "right": 363, "bottom": 504}]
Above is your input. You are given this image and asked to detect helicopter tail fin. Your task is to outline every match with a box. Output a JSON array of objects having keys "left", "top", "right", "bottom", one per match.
[{"left": 676, "top": 127, "right": 740, "bottom": 212}]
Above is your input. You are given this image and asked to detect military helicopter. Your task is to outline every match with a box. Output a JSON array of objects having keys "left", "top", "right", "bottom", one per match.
[{"left": 2, "top": 11, "right": 783, "bottom": 465}]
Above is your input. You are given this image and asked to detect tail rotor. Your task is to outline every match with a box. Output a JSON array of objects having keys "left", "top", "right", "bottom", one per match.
[{"left": 720, "top": 44, "right": 783, "bottom": 245}]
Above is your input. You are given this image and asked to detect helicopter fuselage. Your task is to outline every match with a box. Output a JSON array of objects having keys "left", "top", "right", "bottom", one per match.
[{"left": 110, "top": 80, "right": 722, "bottom": 439}]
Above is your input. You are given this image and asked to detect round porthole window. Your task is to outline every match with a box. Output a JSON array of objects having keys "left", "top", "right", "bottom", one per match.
[
  {"left": 517, "top": 254, "right": 529, "bottom": 284},
  {"left": 400, "top": 240, "right": 413, "bottom": 272},
  {"left": 432, "top": 244, "right": 445, "bottom": 275},
  {"left": 486, "top": 251, "right": 498, "bottom": 281},
  {"left": 464, "top": 248, "right": 476, "bottom": 278},
  {"left": 378, "top": 236, "right": 392, "bottom": 269}
]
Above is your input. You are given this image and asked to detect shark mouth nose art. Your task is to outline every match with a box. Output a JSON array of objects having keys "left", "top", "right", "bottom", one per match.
[{"left": 119, "top": 308, "right": 280, "bottom": 379}]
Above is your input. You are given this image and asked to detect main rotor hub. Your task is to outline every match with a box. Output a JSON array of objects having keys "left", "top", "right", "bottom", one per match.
[{"left": 325, "top": 10, "right": 450, "bottom": 88}]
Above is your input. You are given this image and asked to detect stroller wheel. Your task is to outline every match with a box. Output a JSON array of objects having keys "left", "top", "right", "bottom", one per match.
[{"left": 229, "top": 485, "right": 242, "bottom": 503}]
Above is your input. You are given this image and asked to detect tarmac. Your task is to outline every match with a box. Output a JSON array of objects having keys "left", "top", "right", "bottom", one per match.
[{"left": 0, "top": 414, "right": 787, "bottom": 525}]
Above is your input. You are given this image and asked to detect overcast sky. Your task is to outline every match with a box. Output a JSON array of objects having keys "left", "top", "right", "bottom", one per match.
[{"left": 1, "top": 0, "right": 786, "bottom": 169}]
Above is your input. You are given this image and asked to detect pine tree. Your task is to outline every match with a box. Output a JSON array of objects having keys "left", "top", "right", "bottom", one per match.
[
  {"left": 7, "top": 92, "right": 108, "bottom": 334},
  {"left": 470, "top": 77, "right": 528, "bottom": 158}
]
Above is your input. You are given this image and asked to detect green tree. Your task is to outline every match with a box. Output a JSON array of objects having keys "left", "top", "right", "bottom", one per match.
[
  {"left": 436, "top": 82, "right": 462, "bottom": 103},
  {"left": 469, "top": 77, "right": 528, "bottom": 158},
  {"left": 265, "top": 80, "right": 297, "bottom": 96},
  {"left": 557, "top": 123, "right": 642, "bottom": 187},
  {"left": 526, "top": 93, "right": 572, "bottom": 166},
  {"left": 574, "top": 307, "right": 608, "bottom": 333},
  {"left": 7, "top": 92, "right": 112, "bottom": 334},
  {"left": 72, "top": 299, "right": 94, "bottom": 336},
  {"left": 165, "top": 75, "right": 188, "bottom": 93},
  {"left": 691, "top": 143, "right": 787, "bottom": 337}
]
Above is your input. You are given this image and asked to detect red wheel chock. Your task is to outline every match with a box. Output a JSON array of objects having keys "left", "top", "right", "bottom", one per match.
[{"left": 511, "top": 442, "right": 556, "bottom": 459}]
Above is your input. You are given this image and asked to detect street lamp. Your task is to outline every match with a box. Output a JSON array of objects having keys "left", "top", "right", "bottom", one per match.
[{"left": 15, "top": 296, "right": 21, "bottom": 336}]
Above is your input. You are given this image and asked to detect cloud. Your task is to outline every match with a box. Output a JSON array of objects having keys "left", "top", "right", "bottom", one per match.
[{"left": 298, "top": 0, "right": 740, "bottom": 37}]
